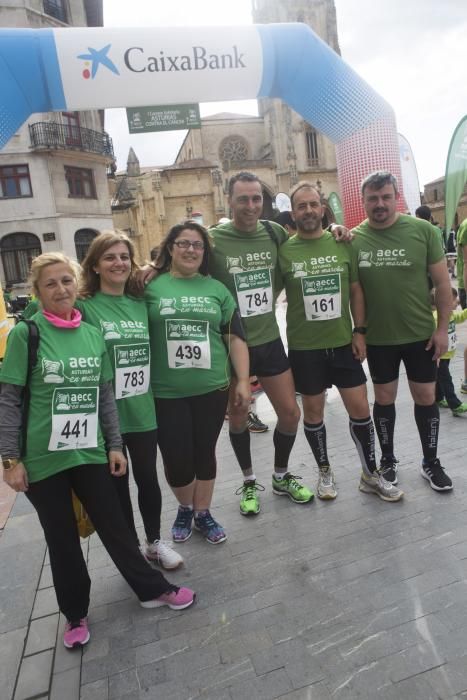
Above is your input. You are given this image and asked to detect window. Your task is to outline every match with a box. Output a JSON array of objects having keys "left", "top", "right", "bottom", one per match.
[
  {"left": 75, "top": 229, "right": 98, "bottom": 263},
  {"left": 43, "top": 0, "right": 67, "bottom": 23},
  {"left": 0, "top": 165, "right": 32, "bottom": 198},
  {"left": 305, "top": 128, "right": 319, "bottom": 166},
  {"left": 62, "top": 112, "right": 81, "bottom": 146},
  {"left": 0, "top": 233, "right": 42, "bottom": 284},
  {"left": 65, "top": 166, "right": 96, "bottom": 198},
  {"left": 219, "top": 136, "right": 249, "bottom": 163}
]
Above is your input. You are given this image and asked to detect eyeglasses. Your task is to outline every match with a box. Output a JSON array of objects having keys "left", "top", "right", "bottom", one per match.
[{"left": 173, "top": 239, "right": 205, "bottom": 250}]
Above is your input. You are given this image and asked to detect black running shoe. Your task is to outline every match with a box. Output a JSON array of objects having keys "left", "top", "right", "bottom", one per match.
[
  {"left": 380, "top": 455, "right": 399, "bottom": 485},
  {"left": 247, "top": 411, "right": 269, "bottom": 433},
  {"left": 421, "top": 458, "right": 453, "bottom": 492}
]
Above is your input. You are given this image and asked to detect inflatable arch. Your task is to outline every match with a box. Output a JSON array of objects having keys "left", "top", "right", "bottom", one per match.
[{"left": 0, "top": 23, "right": 405, "bottom": 227}]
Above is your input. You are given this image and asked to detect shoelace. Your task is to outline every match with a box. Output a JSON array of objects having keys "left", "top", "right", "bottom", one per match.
[
  {"left": 319, "top": 468, "right": 334, "bottom": 487},
  {"left": 283, "top": 473, "right": 305, "bottom": 490},
  {"left": 235, "top": 482, "right": 266, "bottom": 497},
  {"left": 174, "top": 509, "right": 192, "bottom": 528}
]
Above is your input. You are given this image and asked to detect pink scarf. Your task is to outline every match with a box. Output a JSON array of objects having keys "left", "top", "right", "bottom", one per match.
[{"left": 42, "top": 308, "right": 82, "bottom": 329}]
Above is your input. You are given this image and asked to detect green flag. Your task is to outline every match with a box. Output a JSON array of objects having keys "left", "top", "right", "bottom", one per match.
[
  {"left": 445, "top": 115, "right": 467, "bottom": 233},
  {"left": 328, "top": 192, "right": 344, "bottom": 225}
]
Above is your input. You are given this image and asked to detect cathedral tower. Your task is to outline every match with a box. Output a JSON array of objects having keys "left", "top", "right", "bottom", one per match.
[{"left": 252, "top": 0, "right": 340, "bottom": 198}]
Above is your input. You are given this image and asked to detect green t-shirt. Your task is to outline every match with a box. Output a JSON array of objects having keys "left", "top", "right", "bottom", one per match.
[
  {"left": 22, "top": 299, "right": 39, "bottom": 319},
  {"left": 352, "top": 214, "right": 444, "bottom": 345},
  {"left": 0, "top": 313, "right": 113, "bottom": 483},
  {"left": 456, "top": 219, "right": 467, "bottom": 290},
  {"left": 145, "top": 273, "right": 237, "bottom": 398},
  {"left": 279, "top": 231, "right": 358, "bottom": 350},
  {"left": 78, "top": 293, "right": 156, "bottom": 434},
  {"left": 208, "top": 220, "right": 288, "bottom": 347}
]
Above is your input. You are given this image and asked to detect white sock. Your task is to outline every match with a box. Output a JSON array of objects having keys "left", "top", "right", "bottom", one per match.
[
  {"left": 274, "top": 471, "right": 287, "bottom": 480},
  {"left": 244, "top": 474, "right": 256, "bottom": 483}
]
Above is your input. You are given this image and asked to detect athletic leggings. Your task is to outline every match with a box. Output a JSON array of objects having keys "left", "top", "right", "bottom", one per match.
[
  {"left": 113, "top": 429, "right": 162, "bottom": 543},
  {"left": 155, "top": 389, "right": 229, "bottom": 488},
  {"left": 26, "top": 463, "right": 173, "bottom": 622}
]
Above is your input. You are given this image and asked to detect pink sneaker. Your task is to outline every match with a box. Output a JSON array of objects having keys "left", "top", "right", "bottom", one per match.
[
  {"left": 140, "top": 587, "right": 195, "bottom": 610},
  {"left": 63, "top": 618, "right": 90, "bottom": 649}
]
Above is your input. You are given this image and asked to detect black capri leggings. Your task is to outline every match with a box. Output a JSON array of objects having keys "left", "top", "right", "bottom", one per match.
[{"left": 155, "top": 389, "right": 229, "bottom": 488}]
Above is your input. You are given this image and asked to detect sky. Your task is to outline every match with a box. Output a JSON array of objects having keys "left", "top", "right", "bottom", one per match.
[{"left": 103, "top": 0, "right": 467, "bottom": 189}]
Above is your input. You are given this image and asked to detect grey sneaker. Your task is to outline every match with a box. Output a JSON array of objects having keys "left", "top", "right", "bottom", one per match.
[
  {"left": 317, "top": 466, "right": 337, "bottom": 500},
  {"left": 359, "top": 470, "right": 404, "bottom": 502}
]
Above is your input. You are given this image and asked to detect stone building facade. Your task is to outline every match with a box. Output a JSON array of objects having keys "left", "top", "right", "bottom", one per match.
[
  {"left": 0, "top": 0, "right": 114, "bottom": 292},
  {"left": 422, "top": 177, "right": 467, "bottom": 230},
  {"left": 111, "top": 0, "right": 341, "bottom": 263}
]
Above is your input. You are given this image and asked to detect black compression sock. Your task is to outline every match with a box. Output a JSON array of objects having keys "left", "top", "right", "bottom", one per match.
[
  {"left": 414, "top": 403, "right": 440, "bottom": 462},
  {"left": 304, "top": 421, "right": 329, "bottom": 468},
  {"left": 373, "top": 402, "right": 396, "bottom": 456}
]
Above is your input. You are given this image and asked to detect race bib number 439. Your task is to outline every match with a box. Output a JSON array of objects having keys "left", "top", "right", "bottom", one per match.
[
  {"left": 166, "top": 319, "right": 211, "bottom": 369},
  {"left": 49, "top": 387, "right": 99, "bottom": 451},
  {"left": 114, "top": 343, "right": 150, "bottom": 399},
  {"left": 302, "top": 273, "right": 342, "bottom": 321},
  {"left": 234, "top": 268, "right": 273, "bottom": 317}
]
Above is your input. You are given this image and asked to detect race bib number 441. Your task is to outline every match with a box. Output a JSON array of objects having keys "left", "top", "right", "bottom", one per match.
[
  {"left": 302, "top": 273, "right": 342, "bottom": 321},
  {"left": 166, "top": 319, "right": 211, "bottom": 369},
  {"left": 234, "top": 268, "right": 273, "bottom": 317},
  {"left": 114, "top": 343, "right": 150, "bottom": 399},
  {"left": 49, "top": 386, "right": 99, "bottom": 451}
]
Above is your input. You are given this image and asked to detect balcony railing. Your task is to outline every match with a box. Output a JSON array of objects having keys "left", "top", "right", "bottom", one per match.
[{"left": 29, "top": 122, "right": 114, "bottom": 159}]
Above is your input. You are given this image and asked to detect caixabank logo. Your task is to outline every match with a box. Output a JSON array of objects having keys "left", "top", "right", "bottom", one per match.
[
  {"left": 76, "top": 42, "right": 247, "bottom": 80},
  {"left": 77, "top": 44, "right": 120, "bottom": 79}
]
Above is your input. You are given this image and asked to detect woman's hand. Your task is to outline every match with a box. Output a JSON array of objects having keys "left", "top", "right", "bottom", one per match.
[
  {"left": 3, "top": 462, "right": 29, "bottom": 492},
  {"left": 108, "top": 450, "right": 127, "bottom": 477},
  {"left": 135, "top": 265, "right": 158, "bottom": 290},
  {"left": 233, "top": 378, "right": 251, "bottom": 410}
]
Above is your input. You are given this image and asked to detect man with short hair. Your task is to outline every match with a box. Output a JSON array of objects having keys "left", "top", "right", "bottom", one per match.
[
  {"left": 208, "top": 172, "right": 314, "bottom": 514},
  {"left": 353, "top": 171, "right": 453, "bottom": 491},
  {"left": 279, "top": 181, "right": 403, "bottom": 501}
]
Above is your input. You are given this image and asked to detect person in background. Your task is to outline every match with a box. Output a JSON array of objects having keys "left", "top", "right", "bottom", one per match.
[
  {"left": 456, "top": 218, "right": 467, "bottom": 395},
  {"left": 274, "top": 211, "right": 297, "bottom": 237},
  {"left": 146, "top": 221, "right": 250, "bottom": 544},
  {"left": 79, "top": 232, "right": 182, "bottom": 569},
  {"left": 0, "top": 252, "right": 194, "bottom": 651},
  {"left": 432, "top": 287, "right": 467, "bottom": 416}
]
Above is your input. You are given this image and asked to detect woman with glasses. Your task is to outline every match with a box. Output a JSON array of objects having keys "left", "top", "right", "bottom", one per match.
[{"left": 145, "top": 221, "right": 250, "bottom": 544}]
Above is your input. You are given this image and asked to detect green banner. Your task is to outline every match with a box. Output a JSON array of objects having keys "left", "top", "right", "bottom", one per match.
[
  {"left": 126, "top": 104, "right": 201, "bottom": 133},
  {"left": 328, "top": 191, "right": 344, "bottom": 225},
  {"left": 445, "top": 115, "right": 467, "bottom": 233}
]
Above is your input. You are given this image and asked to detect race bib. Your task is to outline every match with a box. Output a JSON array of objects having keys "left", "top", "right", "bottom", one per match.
[
  {"left": 166, "top": 319, "right": 211, "bottom": 369},
  {"left": 49, "top": 387, "right": 99, "bottom": 451},
  {"left": 234, "top": 268, "right": 273, "bottom": 317},
  {"left": 302, "top": 273, "right": 342, "bottom": 321},
  {"left": 448, "top": 321, "right": 457, "bottom": 352},
  {"left": 114, "top": 343, "right": 150, "bottom": 399}
]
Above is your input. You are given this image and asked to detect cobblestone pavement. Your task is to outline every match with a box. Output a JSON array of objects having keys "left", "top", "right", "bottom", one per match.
[{"left": 2, "top": 321, "right": 467, "bottom": 700}]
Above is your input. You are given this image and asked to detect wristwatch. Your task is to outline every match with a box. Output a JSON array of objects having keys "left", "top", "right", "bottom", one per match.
[
  {"left": 352, "top": 326, "right": 367, "bottom": 335},
  {"left": 2, "top": 457, "right": 19, "bottom": 471}
]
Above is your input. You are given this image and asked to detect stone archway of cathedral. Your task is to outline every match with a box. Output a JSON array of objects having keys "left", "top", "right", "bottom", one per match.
[{"left": 0, "top": 21, "right": 404, "bottom": 226}]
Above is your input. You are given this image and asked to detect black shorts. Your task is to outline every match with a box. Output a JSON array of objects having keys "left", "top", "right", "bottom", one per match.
[
  {"left": 367, "top": 340, "right": 437, "bottom": 384},
  {"left": 289, "top": 344, "right": 367, "bottom": 396},
  {"left": 248, "top": 337, "right": 290, "bottom": 378}
]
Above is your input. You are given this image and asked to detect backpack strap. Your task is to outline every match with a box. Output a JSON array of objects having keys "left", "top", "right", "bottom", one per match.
[
  {"left": 19, "top": 319, "right": 40, "bottom": 457},
  {"left": 260, "top": 219, "right": 281, "bottom": 249}
]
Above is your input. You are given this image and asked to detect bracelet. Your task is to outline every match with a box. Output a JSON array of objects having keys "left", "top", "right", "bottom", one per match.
[{"left": 352, "top": 326, "right": 367, "bottom": 335}]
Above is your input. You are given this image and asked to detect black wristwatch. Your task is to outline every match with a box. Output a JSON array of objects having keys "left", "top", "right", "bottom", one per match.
[{"left": 352, "top": 326, "right": 367, "bottom": 335}]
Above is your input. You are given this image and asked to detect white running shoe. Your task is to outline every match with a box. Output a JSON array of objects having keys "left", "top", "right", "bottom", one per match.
[
  {"left": 145, "top": 539, "right": 184, "bottom": 569},
  {"left": 359, "top": 470, "right": 404, "bottom": 502},
  {"left": 317, "top": 466, "right": 337, "bottom": 500}
]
